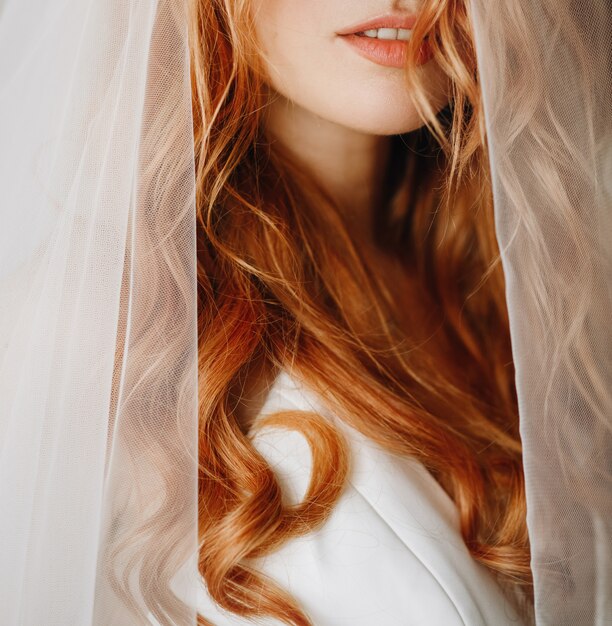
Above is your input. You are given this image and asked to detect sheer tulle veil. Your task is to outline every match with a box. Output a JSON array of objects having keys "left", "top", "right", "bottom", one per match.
[
  {"left": 469, "top": 2, "right": 612, "bottom": 623},
  {"left": 0, "top": 0, "right": 198, "bottom": 623},
  {"left": 0, "top": 0, "right": 610, "bottom": 624}
]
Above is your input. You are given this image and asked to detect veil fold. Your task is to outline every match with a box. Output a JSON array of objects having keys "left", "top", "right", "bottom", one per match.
[
  {"left": 0, "top": 0, "right": 609, "bottom": 624},
  {"left": 469, "top": 1, "right": 612, "bottom": 623}
]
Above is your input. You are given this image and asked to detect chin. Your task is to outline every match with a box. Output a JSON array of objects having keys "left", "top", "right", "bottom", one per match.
[
  {"left": 267, "top": 61, "right": 450, "bottom": 138},
  {"left": 313, "top": 94, "right": 434, "bottom": 136}
]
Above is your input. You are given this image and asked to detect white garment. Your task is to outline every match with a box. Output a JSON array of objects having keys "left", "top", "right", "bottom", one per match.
[{"left": 197, "top": 371, "right": 525, "bottom": 626}]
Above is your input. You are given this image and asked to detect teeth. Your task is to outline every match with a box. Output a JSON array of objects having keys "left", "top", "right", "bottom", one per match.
[
  {"left": 397, "top": 29, "right": 412, "bottom": 41},
  {"left": 378, "top": 28, "right": 398, "bottom": 40},
  {"left": 362, "top": 28, "right": 412, "bottom": 41}
]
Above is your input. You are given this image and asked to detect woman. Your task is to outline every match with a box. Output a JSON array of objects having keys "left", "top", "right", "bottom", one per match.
[
  {"left": 0, "top": 0, "right": 609, "bottom": 625},
  {"left": 193, "top": 1, "right": 531, "bottom": 624}
]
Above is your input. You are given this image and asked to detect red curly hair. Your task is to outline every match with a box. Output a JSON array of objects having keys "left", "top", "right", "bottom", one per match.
[{"left": 191, "top": 1, "right": 534, "bottom": 624}]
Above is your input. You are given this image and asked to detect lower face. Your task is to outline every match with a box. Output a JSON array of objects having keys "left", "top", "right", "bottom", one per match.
[{"left": 250, "top": 0, "right": 450, "bottom": 136}]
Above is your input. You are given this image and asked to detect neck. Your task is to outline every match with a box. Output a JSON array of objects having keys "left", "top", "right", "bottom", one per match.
[{"left": 263, "top": 94, "right": 392, "bottom": 243}]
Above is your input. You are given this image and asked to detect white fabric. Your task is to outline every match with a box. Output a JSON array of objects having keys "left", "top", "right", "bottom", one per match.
[
  {"left": 469, "top": 1, "right": 612, "bottom": 623},
  {"left": 196, "top": 371, "right": 525, "bottom": 626},
  {"left": 0, "top": 0, "right": 198, "bottom": 624}
]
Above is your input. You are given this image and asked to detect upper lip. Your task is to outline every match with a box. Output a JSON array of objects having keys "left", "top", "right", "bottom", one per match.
[{"left": 336, "top": 13, "right": 418, "bottom": 36}]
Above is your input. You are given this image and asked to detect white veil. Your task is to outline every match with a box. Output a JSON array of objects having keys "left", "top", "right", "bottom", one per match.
[
  {"left": 0, "top": 0, "right": 609, "bottom": 625},
  {"left": 0, "top": 0, "right": 198, "bottom": 623},
  {"left": 469, "top": 1, "right": 612, "bottom": 623}
]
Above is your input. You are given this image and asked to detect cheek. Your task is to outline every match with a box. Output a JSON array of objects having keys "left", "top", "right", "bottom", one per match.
[
  {"left": 253, "top": 0, "right": 328, "bottom": 87},
  {"left": 253, "top": 2, "right": 449, "bottom": 136}
]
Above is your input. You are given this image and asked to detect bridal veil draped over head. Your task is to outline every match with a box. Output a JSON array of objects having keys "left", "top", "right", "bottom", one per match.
[{"left": 0, "top": 0, "right": 610, "bottom": 624}]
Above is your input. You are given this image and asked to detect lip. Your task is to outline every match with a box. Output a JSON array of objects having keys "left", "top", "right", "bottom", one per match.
[
  {"left": 336, "top": 13, "right": 432, "bottom": 69},
  {"left": 336, "top": 14, "right": 418, "bottom": 35}
]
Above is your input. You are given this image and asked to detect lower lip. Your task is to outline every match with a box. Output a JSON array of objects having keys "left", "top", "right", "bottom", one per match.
[{"left": 339, "top": 34, "right": 432, "bottom": 68}]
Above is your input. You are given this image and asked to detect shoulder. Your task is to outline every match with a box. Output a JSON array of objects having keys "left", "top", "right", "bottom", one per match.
[{"left": 197, "top": 372, "right": 524, "bottom": 626}]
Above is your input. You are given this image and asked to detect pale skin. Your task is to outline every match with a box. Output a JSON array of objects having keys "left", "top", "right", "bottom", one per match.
[
  {"left": 252, "top": 0, "right": 449, "bottom": 244},
  {"left": 263, "top": 94, "right": 393, "bottom": 245}
]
